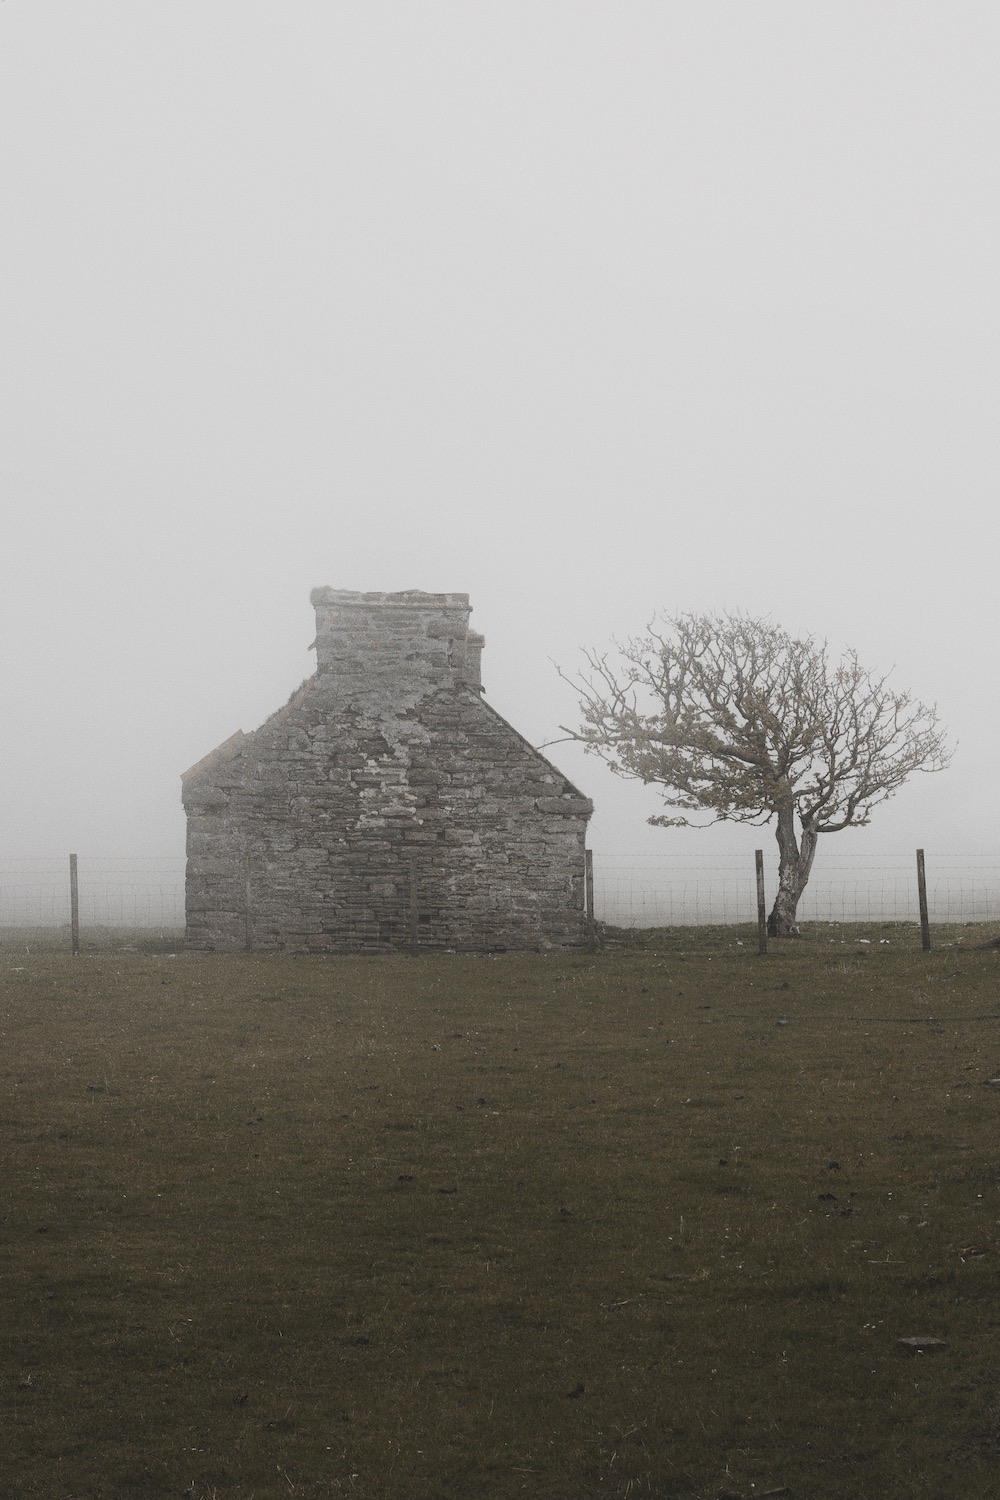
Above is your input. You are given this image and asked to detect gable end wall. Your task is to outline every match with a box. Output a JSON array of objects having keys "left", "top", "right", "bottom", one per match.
[{"left": 183, "top": 670, "right": 592, "bottom": 953}]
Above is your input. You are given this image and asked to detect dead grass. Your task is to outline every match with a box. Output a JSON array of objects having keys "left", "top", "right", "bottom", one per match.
[{"left": 2, "top": 925, "right": 1000, "bottom": 1498}]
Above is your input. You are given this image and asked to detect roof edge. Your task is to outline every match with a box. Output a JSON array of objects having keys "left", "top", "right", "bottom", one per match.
[
  {"left": 181, "top": 730, "right": 247, "bottom": 784},
  {"left": 472, "top": 693, "right": 593, "bottom": 814}
]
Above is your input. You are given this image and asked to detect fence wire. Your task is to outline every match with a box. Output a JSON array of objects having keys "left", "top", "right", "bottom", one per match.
[
  {"left": 0, "top": 857, "right": 185, "bottom": 940},
  {"left": 592, "top": 855, "right": 1000, "bottom": 928},
  {"left": 2, "top": 854, "right": 999, "bottom": 948}
]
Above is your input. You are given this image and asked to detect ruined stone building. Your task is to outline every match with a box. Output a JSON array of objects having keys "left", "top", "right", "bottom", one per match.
[{"left": 182, "top": 589, "right": 593, "bottom": 951}]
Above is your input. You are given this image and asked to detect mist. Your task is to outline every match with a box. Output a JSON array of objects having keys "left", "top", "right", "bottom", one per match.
[{"left": 2, "top": 3, "right": 996, "bottom": 868}]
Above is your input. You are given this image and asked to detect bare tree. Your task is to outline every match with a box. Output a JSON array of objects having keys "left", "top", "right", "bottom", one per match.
[{"left": 561, "top": 613, "right": 951, "bottom": 937}]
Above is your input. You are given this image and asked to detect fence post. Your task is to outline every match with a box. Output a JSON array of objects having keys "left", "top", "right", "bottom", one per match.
[
  {"left": 755, "top": 849, "right": 768, "bottom": 956},
  {"left": 69, "top": 853, "right": 80, "bottom": 956},
  {"left": 585, "top": 849, "right": 596, "bottom": 950},
  {"left": 916, "top": 848, "right": 931, "bottom": 952},
  {"left": 244, "top": 849, "right": 254, "bottom": 953},
  {"left": 408, "top": 852, "right": 419, "bottom": 955}
]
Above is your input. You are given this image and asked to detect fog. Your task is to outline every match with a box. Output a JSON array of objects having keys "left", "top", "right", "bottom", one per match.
[{"left": 2, "top": 3, "right": 997, "bottom": 869}]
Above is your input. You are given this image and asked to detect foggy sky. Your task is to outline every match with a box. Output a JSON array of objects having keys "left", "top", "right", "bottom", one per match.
[{"left": 2, "top": 3, "right": 997, "bottom": 864}]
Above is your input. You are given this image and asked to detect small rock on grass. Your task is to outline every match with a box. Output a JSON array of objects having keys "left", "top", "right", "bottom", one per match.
[
  {"left": 716, "top": 1490, "right": 790, "bottom": 1499},
  {"left": 897, "top": 1336, "right": 947, "bottom": 1353}
]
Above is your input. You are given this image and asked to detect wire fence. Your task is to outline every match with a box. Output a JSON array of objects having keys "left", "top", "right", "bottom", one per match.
[
  {"left": 0, "top": 857, "right": 186, "bottom": 947},
  {"left": 593, "top": 855, "right": 1000, "bottom": 929},
  {"left": 2, "top": 853, "right": 999, "bottom": 950}
]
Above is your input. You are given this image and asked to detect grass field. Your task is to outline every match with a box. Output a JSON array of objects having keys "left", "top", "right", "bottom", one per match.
[{"left": 3, "top": 924, "right": 1000, "bottom": 1499}]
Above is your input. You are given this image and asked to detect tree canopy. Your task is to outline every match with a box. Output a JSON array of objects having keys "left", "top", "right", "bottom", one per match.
[{"left": 563, "top": 613, "right": 951, "bottom": 934}]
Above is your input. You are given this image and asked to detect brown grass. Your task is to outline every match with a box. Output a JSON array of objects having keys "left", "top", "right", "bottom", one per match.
[{"left": 2, "top": 924, "right": 1000, "bottom": 1498}]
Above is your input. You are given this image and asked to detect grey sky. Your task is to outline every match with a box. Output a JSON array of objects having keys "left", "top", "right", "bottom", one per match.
[{"left": 2, "top": 3, "right": 996, "bottom": 862}]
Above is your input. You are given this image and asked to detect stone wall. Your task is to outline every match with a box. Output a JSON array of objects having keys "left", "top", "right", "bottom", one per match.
[{"left": 182, "top": 589, "right": 593, "bottom": 952}]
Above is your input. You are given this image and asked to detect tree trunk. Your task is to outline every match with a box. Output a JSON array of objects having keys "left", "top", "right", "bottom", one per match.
[{"left": 767, "top": 801, "right": 819, "bottom": 938}]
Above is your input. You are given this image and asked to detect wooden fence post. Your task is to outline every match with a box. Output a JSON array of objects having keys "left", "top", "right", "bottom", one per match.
[
  {"left": 244, "top": 850, "right": 254, "bottom": 953},
  {"left": 755, "top": 849, "right": 768, "bottom": 956},
  {"left": 916, "top": 848, "right": 931, "bottom": 952},
  {"left": 69, "top": 853, "right": 80, "bottom": 956},
  {"left": 408, "top": 853, "right": 419, "bottom": 955}
]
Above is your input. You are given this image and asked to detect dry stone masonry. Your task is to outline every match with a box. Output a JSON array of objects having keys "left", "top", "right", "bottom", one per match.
[{"left": 182, "top": 589, "right": 593, "bottom": 951}]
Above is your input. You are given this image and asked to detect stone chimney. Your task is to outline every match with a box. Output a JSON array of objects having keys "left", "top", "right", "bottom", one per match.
[
  {"left": 309, "top": 588, "right": 485, "bottom": 698},
  {"left": 463, "top": 630, "right": 485, "bottom": 693}
]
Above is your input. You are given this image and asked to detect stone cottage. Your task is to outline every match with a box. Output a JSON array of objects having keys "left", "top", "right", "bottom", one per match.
[{"left": 181, "top": 588, "right": 593, "bottom": 952}]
